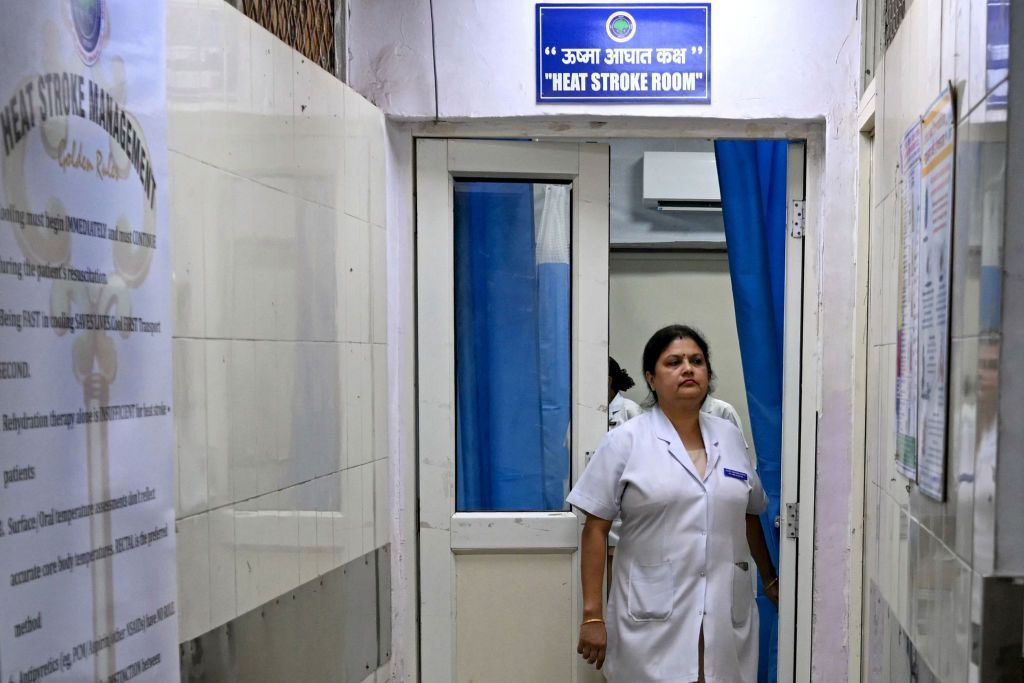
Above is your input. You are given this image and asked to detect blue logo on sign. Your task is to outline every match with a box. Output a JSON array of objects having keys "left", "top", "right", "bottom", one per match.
[
  {"left": 606, "top": 12, "right": 636, "bottom": 42},
  {"left": 69, "top": 0, "right": 108, "bottom": 65}
]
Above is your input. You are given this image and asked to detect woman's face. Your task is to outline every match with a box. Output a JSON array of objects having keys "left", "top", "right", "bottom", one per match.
[{"left": 645, "top": 337, "right": 709, "bottom": 407}]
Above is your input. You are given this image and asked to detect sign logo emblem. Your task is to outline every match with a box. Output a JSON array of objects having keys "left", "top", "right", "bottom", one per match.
[
  {"left": 605, "top": 11, "right": 636, "bottom": 42},
  {"left": 69, "top": 0, "right": 109, "bottom": 65}
]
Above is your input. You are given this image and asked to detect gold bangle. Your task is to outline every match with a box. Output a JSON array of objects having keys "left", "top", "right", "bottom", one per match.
[
  {"left": 581, "top": 617, "right": 604, "bottom": 626},
  {"left": 764, "top": 577, "right": 779, "bottom": 590}
]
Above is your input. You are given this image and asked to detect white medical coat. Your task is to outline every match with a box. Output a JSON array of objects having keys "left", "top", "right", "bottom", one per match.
[
  {"left": 609, "top": 392, "right": 643, "bottom": 428},
  {"left": 702, "top": 396, "right": 749, "bottom": 449},
  {"left": 567, "top": 406, "right": 768, "bottom": 683}
]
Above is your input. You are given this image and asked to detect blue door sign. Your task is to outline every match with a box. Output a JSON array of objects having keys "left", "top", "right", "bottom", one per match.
[{"left": 536, "top": 4, "right": 712, "bottom": 104}]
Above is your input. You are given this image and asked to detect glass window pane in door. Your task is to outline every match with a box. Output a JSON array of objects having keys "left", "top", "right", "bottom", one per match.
[{"left": 454, "top": 181, "right": 571, "bottom": 512}]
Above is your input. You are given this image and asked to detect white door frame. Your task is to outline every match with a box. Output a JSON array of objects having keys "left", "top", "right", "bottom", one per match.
[
  {"left": 780, "top": 140, "right": 808, "bottom": 682},
  {"left": 415, "top": 138, "right": 609, "bottom": 682},
  {"left": 410, "top": 119, "right": 823, "bottom": 683}
]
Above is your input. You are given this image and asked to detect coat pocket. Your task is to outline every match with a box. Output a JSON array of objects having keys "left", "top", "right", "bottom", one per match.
[
  {"left": 730, "top": 562, "right": 754, "bottom": 626},
  {"left": 627, "top": 560, "right": 674, "bottom": 622}
]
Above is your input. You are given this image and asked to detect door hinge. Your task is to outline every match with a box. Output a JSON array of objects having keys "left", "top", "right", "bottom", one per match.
[
  {"left": 789, "top": 199, "right": 806, "bottom": 238},
  {"left": 785, "top": 502, "right": 800, "bottom": 539}
]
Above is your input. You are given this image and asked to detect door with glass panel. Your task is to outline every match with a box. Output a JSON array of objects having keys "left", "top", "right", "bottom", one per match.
[{"left": 416, "top": 139, "right": 608, "bottom": 682}]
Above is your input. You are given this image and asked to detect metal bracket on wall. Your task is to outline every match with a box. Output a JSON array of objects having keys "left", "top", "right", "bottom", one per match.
[
  {"left": 789, "top": 199, "right": 806, "bottom": 238},
  {"left": 785, "top": 502, "right": 800, "bottom": 539}
]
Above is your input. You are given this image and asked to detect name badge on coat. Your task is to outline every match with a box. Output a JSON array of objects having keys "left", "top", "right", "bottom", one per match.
[{"left": 723, "top": 468, "right": 748, "bottom": 481}]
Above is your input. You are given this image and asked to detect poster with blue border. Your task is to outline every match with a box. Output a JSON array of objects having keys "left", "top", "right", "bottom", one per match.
[{"left": 536, "top": 3, "right": 711, "bottom": 104}]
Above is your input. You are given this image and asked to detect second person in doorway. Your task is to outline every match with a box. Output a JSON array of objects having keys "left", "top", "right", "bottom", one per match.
[{"left": 608, "top": 356, "right": 642, "bottom": 429}]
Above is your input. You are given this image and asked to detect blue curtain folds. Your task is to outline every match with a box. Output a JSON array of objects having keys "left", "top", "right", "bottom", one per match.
[
  {"left": 714, "top": 139, "right": 788, "bottom": 683},
  {"left": 535, "top": 185, "right": 573, "bottom": 509},
  {"left": 454, "top": 182, "right": 571, "bottom": 512}
]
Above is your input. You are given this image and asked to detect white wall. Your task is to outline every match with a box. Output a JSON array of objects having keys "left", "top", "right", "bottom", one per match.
[
  {"left": 167, "top": 4, "right": 389, "bottom": 678},
  {"left": 860, "top": 0, "right": 1014, "bottom": 679},
  {"left": 609, "top": 252, "right": 754, "bottom": 453},
  {"left": 352, "top": 1, "right": 862, "bottom": 678},
  {"left": 350, "top": 0, "right": 857, "bottom": 123}
]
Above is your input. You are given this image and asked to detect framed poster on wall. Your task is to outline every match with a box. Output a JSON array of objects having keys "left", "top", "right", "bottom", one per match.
[
  {"left": 894, "top": 86, "right": 956, "bottom": 502},
  {"left": 915, "top": 87, "right": 956, "bottom": 501}
]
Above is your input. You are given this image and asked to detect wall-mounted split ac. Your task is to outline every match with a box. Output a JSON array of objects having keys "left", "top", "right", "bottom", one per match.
[{"left": 642, "top": 151, "right": 721, "bottom": 212}]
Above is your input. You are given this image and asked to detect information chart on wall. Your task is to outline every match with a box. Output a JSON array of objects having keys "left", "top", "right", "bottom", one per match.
[
  {"left": 0, "top": 2, "right": 178, "bottom": 680},
  {"left": 916, "top": 88, "right": 956, "bottom": 501},
  {"left": 895, "top": 122, "right": 921, "bottom": 480}
]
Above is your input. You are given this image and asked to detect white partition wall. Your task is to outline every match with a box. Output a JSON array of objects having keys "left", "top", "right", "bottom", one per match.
[
  {"left": 168, "top": 3, "right": 391, "bottom": 680},
  {"left": 858, "top": 0, "right": 1019, "bottom": 679}
]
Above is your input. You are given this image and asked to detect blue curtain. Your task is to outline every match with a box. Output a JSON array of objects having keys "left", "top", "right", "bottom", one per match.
[
  {"left": 714, "top": 140, "right": 788, "bottom": 683},
  {"left": 454, "top": 182, "right": 571, "bottom": 511},
  {"left": 535, "top": 186, "right": 573, "bottom": 509}
]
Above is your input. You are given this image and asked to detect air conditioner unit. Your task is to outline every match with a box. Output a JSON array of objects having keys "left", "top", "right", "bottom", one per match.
[{"left": 642, "top": 151, "right": 721, "bottom": 212}]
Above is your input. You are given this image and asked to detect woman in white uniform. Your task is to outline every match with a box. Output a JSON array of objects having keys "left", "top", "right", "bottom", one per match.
[
  {"left": 568, "top": 325, "right": 778, "bottom": 682},
  {"left": 608, "top": 356, "right": 643, "bottom": 428}
]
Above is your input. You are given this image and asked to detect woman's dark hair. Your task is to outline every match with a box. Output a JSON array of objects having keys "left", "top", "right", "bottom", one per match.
[
  {"left": 641, "top": 324, "right": 715, "bottom": 405},
  {"left": 608, "top": 357, "right": 635, "bottom": 393}
]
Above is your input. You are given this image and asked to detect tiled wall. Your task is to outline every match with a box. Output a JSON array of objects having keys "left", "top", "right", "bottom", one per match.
[
  {"left": 862, "top": 0, "right": 1012, "bottom": 679},
  {"left": 166, "top": 0, "right": 389, "bottom": 668}
]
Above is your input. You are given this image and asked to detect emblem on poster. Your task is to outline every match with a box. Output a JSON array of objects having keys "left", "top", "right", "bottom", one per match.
[{"left": 67, "top": 0, "right": 110, "bottom": 66}]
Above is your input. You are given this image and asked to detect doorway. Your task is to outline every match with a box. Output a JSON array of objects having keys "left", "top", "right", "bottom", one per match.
[
  {"left": 414, "top": 132, "right": 812, "bottom": 682},
  {"left": 604, "top": 137, "right": 804, "bottom": 682}
]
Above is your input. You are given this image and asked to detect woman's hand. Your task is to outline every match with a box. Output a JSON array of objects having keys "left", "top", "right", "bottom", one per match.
[
  {"left": 578, "top": 515, "right": 612, "bottom": 669},
  {"left": 745, "top": 514, "right": 780, "bottom": 609},
  {"left": 764, "top": 578, "right": 779, "bottom": 608},
  {"left": 577, "top": 621, "right": 607, "bottom": 670}
]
